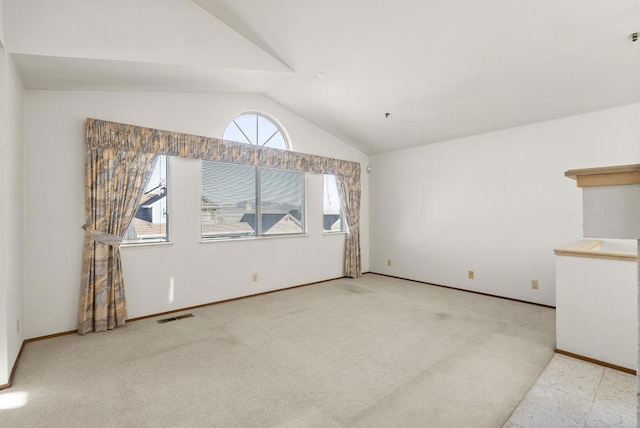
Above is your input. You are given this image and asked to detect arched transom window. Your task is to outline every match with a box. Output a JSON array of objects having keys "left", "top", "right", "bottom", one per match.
[{"left": 223, "top": 113, "right": 289, "bottom": 150}]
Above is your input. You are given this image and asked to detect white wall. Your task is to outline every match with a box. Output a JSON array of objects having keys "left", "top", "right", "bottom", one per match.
[
  {"left": 0, "top": 0, "right": 5, "bottom": 48},
  {"left": 0, "top": 47, "right": 7, "bottom": 387},
  {"left": 23, "top": 91, "right": 369, "bottom": 338},
  {"left": 582, "top": 184, "right": 640, "bottom": 239},
  {"left": 0, "top": 47, "right": 25, "bottom": 385},
  {"left": 370, "top": 104, "right": 640, "bottom": 306},
  {"left": 556, "top": 252, "right": 637, "bottom": 370}
]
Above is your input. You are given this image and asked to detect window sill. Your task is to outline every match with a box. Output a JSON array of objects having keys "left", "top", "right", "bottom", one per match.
[
  {"left": 121, "top": 241, "right": 173, "bottom": 249},
  {"left": 200, "top": 234, "right": 309, "bottom": 244},
  {"left": 323, "top": 231, "right": 348, "bottom": 236}
]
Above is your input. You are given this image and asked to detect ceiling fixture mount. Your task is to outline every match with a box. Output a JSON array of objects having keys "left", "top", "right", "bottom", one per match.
[{"left": 630, "top": 32, "right": 638, "bottom": 42}]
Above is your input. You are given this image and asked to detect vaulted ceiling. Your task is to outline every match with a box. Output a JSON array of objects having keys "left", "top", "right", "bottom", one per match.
[{"left": 6, "top": 0, "right": 640, "bottom": 153}]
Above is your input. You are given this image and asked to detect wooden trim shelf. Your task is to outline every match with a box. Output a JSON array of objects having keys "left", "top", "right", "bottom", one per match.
[
  {"left": 554, "top": 240, "right": 637, "bottom": 262},
  {"left": 565, "top": 164, "right": 640, "bottom": 188}
]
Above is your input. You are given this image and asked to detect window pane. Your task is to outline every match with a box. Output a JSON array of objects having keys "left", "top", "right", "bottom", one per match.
[
  {"left": 232, "top": 114, "right": 258, "bottom": 144},
  {"left": 264, "top": 132, "right": 287, "bottom": 150},
  {"left": 323, "top": 174, "right": 343, "bottom": 232},
  {"left": 257, "top": 115, "right": 278, "bottom": 147},
  {"left": 123, "top": 155, "right": 169, "bottom": 244},
  {"left": 201, "top": 161, "right": 256, "bottom": 239},
  {"left": 223, "top": 122, "right": 251, "bottom": 144},
  {"left": 260, "top": 169, "right": 304, "bottom": 235}
]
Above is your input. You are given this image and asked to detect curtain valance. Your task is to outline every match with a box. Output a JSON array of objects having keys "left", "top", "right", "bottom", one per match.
[{"left": 86, "top": 118, "right": 360, "bottom": 180}]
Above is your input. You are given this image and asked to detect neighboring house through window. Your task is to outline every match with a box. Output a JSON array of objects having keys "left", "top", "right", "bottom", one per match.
[
  {"left": 201, "top": 113, "right": 305, "bottom": 239},
  {"left": 323, "top": 174, "right": 344, "bottom": 232},
  {"left": 123, "top": 155, "right": 169, "bottom": 244}
]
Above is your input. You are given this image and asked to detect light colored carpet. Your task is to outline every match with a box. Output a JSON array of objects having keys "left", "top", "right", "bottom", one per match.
[{"left": 0, "top": 274, "right": 556, "bottom": 427}]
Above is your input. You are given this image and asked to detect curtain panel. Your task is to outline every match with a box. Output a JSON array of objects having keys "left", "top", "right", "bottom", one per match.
[
  {"left": 79, "top": 148, "right": 157, "bottom": 334},
  {"left": 336, "top": 174, "right": 362, "bottom": 278},
  {"left": 79, "top": 118, "right": 362, "bottom": 334}
]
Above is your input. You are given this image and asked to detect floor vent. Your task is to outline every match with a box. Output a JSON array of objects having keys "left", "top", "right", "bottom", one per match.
[{"left": 157, "top": 313, "right": 194, "bottom": 324}]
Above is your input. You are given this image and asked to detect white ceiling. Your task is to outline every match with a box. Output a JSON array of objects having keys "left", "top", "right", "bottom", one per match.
[{"left": 6, "top": 0, "right": 640, "bottom": 154}]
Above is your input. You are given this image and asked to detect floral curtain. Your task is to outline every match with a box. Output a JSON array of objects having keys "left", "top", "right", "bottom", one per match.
[
  {"left": 79, "top": 118, "right": 362, "bottom": 334},
  {"left": 79, "top": 147, "right": 157, "bottom": 334}
]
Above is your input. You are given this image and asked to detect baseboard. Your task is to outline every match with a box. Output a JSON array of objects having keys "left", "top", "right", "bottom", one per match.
[
  {"left": 555, "top": 349, "right": 636, "bottom": 375},
  {"left": 128, "top": 275, "right": 346, "bottom": 322},
  {"left": 25, "top": 330, "right": 77, "bottom": 343},
  {"left": 27, "top": 275, "right": 348, "bottom": 340},
  {"left": 0, "top": 340, "right": 26, "bottom": 391},
  {"left": 370, "top": 272, "right": 556, "bottom": 309}
]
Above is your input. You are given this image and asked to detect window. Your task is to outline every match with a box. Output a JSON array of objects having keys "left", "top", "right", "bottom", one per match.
[
  {"left": 123, "top": 155, "right": 169, "bottom": 244},
  {"left": 202, "top": 113, "right": 304, "bottom": 239},
  {"left": 323, "top": 174, "right": 344, "bottom": 232},
  {"left": 260, "top": 168, "right": 304, "bottom": 235},
  {"left": 201, "top": 162, "right": 256, "bottom": 239},
  {"left": 223, "top": 112, "right": 288, "bottom": 150}
]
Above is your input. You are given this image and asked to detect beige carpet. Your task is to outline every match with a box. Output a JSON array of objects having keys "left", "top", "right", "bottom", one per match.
[{"left": 0, "top": 274, "right": 555, "bottom": 427}]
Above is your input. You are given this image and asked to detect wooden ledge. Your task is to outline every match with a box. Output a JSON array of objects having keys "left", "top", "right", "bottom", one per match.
[
  {"left": 554, "top": 240, "right": 637, "bottom": 262},
  {"left": 565, "top": 164, "right": 640, "bottom": 188}
]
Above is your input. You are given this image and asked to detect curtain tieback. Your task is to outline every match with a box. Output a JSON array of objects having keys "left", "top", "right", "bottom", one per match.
[{"left": 82, "top": 225, "right": 123, "bottom": 248}]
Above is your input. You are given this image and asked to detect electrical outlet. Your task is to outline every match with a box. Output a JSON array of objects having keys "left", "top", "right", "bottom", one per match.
[
  {"left": 468, "top": 270, "right": 474, "bottom": 279},
  {"left": 252, "top": 273, "right": 258, "bottom": 282},
  {"left": 531, "top": 280, "right": 539, "bottom": 290},
  {"left": 387, "top": 259, "right": 392, "bottom": 267}
]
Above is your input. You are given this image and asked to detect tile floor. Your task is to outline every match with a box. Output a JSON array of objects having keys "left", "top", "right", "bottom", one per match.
[{"left": 505, "top": 354, "right": 636, "bottom": 427}]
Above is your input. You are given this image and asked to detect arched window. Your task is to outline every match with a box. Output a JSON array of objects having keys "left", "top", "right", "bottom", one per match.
[
  {"left": 223, "top": 113, "right": 289, "bottom": 150},
  {"left": 202, "top": 113, "right": 304, "bottom": 239}
]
